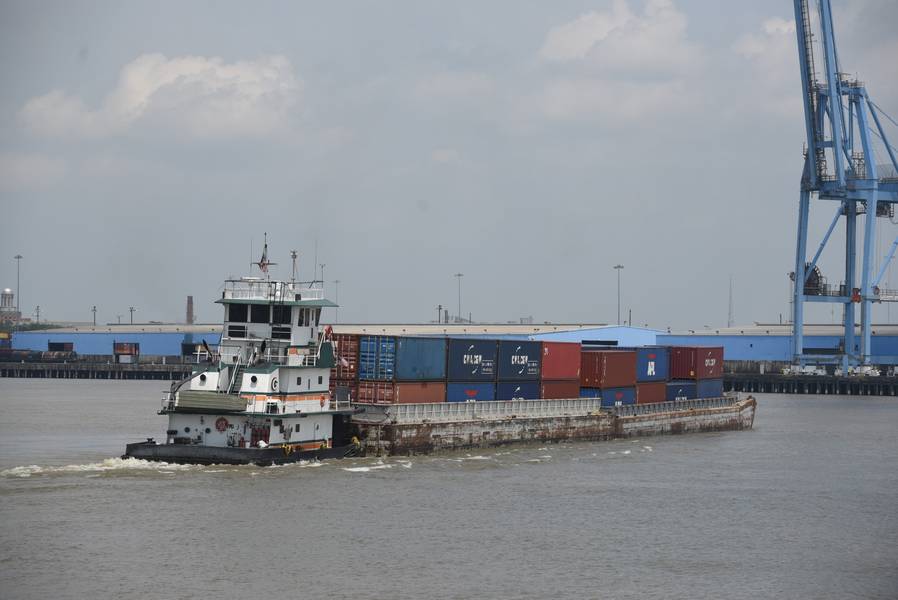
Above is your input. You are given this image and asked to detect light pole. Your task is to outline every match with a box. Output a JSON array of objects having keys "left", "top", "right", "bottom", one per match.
[
  {"left": 333, "top": 279, "right": 340, "bottom": 323},
  {"left": 92, "top": 306, "right": 97, "bottom": 326},
  {"left": 454, "top": 273, "right": 463, "bottom": 323},
  {"left": 14, "top": 254, "right": 22, "bottom": 326},
  {"left": 320, "top": 264, "right": 326, "bottom": 294},
  {"left": 613, "top": 264, "right": 624, "bottom": 325},
  {"left": 129, "top": 306, "right": 136, "bottom": 324}
]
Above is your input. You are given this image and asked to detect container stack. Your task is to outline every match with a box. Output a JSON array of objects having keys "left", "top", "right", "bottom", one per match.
[
  {"left": 329, "top": 334, "right": 359, "bottom": 402},
  {"left": 446, "top": 339, "right": 498, "bottom": 402},
  {"left": 579, "top": 350, "right": 638, "bottom": 407},
  {"left": 393, "top": 337, "right": 447, "bottom": 403},
  {"left": 539, "top": 342, "right": 581, "bottom": 399},
  {"left": 357, "top": 335, "right": 396, "bottom": 403},
  {"left": 495, "top": 340, "right": 541, "bottom": 400},
  {"left": 666, "top": 346, "right": 724, "bottom": 401},
  {"left": 634, "top": 346, "right": 669, "bottom": 404}
]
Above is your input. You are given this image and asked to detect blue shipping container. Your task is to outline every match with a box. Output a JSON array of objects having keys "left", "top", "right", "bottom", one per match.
[
  {"left": 666, "top": 381, "right": 697, "bottom": 401},
  {"left": 446, "top": 382, "right": 496, "bottom": 402},
  {"left": 579, "top": 387, "right": 601, "bottom": 398},
  {"left": 696, "top": 378, "right": 724, "bottom": 398},
  {"left": 395, "top": 337, "right": 447, "bottom": 380},
  {"left": 496, "top": 381, "right": 540, "bottom": 401},
  {"left": 447, "top": 339, "right": 497, "bottom": 381},
  {"left": 497, "top": 340, "right": 541, "bottom": 380},
  {"left": 358, "top": 336, "right": 396, "bottom": 380},
  {"left": 635, "top": 346, "right": 670, "bottom": 382},
  {"left": 599, "top": 386, "right": 636, "bottom": 407}
]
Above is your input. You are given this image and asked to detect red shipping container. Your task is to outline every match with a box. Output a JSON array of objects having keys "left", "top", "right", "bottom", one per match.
[
  {"left": 540, "top": 380, "right": 580, "bottom": 400},
  {"left": 669, "top": 346, "right": 724, "bottom": 380},
  {"left": 636, "top": 382, "right": 666, "bottom": 404},
  {"left": 541, "top": 342, "right": 581, "bottom": 380},
  {"left": 580, "top": 350, "right": 637, "bottom": 388},
  {"left": 394, "top": 381, "right": 446, "bottom": 404},
  {"left": 330, "top": 334, "right": 360, "bottom": 380},
  {"left": 357, "top": 381, "right": 395, "bottom": 404}
]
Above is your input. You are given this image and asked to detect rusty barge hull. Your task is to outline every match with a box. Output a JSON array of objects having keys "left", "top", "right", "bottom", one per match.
[{"left": 354, "top": 395, "right": 756, "bottom": 456}]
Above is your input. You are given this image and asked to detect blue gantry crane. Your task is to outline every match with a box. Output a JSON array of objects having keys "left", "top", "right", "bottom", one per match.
[{"left": 791, "top": 0, "right": 898, "bottom": 368}]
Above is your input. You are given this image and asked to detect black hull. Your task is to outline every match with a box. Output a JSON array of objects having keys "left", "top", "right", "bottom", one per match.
[{"left": 123, "top": 441, "right": 359, "bottom": 466}]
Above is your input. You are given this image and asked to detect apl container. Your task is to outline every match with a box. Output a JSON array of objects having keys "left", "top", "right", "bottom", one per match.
[
  {"left": 540, "top": 342, "right": 581, "bottom": 380},
  {"left": 496, "top": 381, "right": 540, "bottom": 401},
  {"left": 669, "top": 346, "right": 724, "bottom": 380},
  {"left": 581, "top": 386, "right": 636, "bottom": 407},
  {"left": 447, "top": 339, "right": 497, "bottom": 381},
  {"left": 635, "top": 346, "right": 670, "bottom": 382},
  {"left": 540, "top": 380, "right": 580, "bottom": 400},
  {"left": 580, "top": 350, "right": 637, "bottom": 388},
  {"left": 666, "top": 381, "right": 697, "bottom": 401},
  {"left": 395, "top": 337, "right": 447, "bottom": 381},
  {"left": 446, "top": 382, "right": 496, "bottom": 402},
  {"left": 359, "top": 336, "right": 396, "bottom": 381},
  {"left": 636, "top": 382, "right": 667, "bottom": 404},
  {"left": 696, "top": 378, "right": 724, "bottom": 398},
  {"left": 497, "top": 340, "right": 541, "bottom": 380},
  {"left": 394, "top": 381, "right": 446, "bottom": 404}
]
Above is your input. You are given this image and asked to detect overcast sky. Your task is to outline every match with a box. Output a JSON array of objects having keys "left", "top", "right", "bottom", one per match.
[{"left": 1, "top": 0, "right": 896, "bottom": 329}]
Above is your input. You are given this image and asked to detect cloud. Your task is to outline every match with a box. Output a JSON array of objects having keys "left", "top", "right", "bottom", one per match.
[
  {"left": 529, "top": 0, "right": 702, "bottom": 124},
  {"left": 732, "top": 18, "right": 801, "bottom": 117},
  {"left": 19, "top": 54, "right": 301, "bottom": 139},
  {"left": 539, "top": 0, "right": 702, "bottom": 77},
  {"left": 0, "top": 153, "right": 68, "bottom": 190}
]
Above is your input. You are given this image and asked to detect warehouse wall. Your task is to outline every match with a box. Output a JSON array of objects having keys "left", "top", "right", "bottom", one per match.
[{"left": 12, "top": 332, "right": 222, "bottom": 355}]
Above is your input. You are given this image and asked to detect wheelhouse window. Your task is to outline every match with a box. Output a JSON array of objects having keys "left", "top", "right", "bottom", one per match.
[
  {"left": 250, "top": 304, "right": 269, "bottom": 324},
  {"left": 272, "top": 305, "right": 291, "bottom": 325},
  {"left": 228, "top": 303, "right": 248, "bottom": 323},
  {"left": 298, "top": 309, "right": 307, "bottom": 326},
  {"left": 227, "top": 325, "right": 247, "bottom": 338},
  {"left": 313, "top": 308, "right": 321, "bottom": 326}
]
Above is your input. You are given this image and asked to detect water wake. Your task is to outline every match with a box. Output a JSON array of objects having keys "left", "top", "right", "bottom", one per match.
[{"left": 1, "top": 457, "right": 201, "bottom": 478}]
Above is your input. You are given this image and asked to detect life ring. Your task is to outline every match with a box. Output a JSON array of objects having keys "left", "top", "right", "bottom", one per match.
[
  {"left": 271, "top": 377, "right": 279, "bottom": 392},
  {"left": 215, "top": 417, "right": 229, "bottom": 432}
]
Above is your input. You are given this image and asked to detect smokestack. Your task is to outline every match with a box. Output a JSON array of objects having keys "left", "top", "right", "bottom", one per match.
[{"left": 186, "top": 296, "right": 195, "bottom": 325}]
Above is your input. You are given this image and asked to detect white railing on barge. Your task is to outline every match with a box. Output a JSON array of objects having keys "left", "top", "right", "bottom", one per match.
[
  {"left": 354, "top": 398, "right": 605, "bottom": 424},
  {"left": 611, "top": 394, "right": 740, "bottom": 417}
]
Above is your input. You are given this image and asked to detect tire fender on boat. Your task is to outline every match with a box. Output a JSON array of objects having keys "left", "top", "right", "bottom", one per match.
[{"left": 215, "top": 417, "right": 229, "bottom": 432}]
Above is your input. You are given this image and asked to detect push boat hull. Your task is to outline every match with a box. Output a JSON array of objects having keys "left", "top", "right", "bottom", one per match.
[{"left": 123, "top": 440, "right": 359, "bottom": 466}]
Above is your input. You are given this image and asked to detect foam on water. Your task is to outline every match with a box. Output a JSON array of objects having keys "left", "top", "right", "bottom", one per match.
[{"left": 0, "top": 457, "right": 201, "bottom": 478}]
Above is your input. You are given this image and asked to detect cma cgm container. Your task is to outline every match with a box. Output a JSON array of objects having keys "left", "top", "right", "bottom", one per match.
[
  {"left": 447, "top": 339, "right": 497, "bottom": 381},
  {"left": 540, "top": 380, "right": 580, "bottom": 400},
  {"left": 580, "top": 351, "right": 637, "bottom": 388},
  {"left": 496, "top": 381, "right": 540, "bottom": 401},
  {"left": 670, "top": 346, "right": 724, "bottom": 380},
  {"left": 497, "top": 340, "right": 541, "bottom": 380},
  {"left": 359, "top": 336, "right": 396, "bottom": 381},
  {"left": 446, "top": 382, "right": 496, "bottom": 402},
  {"left": 331, "top": 334, "right": 359, "bottom": 380},
  {"left": 540, "top": 342, "right": 581, "bottom": 380},
  {"left": 580, "top": 386, "right": 636, "bottom": 407},
  {"left": 636, "top": 382, "right": 667, "bottom": 404},
  {"left": 394, "top": 381, "right": 446, "bottom": 404},
  {"left": 666, "top": 381, "right": 697, "bottom": 401},
  {"left": 696, "top": 378, "right": 724, "bottom": 398},
  {"left": 395, "top": 337, "right": 447, "bottom": 381},
  {"left": 634, "top": 347, "right": 670, "bottom": 382}
]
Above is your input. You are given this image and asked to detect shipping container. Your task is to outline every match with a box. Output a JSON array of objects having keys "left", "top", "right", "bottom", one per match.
[
  {"left": 446, "top": 382, "right": 496, "bottom": 402},
  {"left": 635, "top": 346, "right": 670, "bottom": 382},
  {"left": 696, "top": 378, "right": 724, "bottom": 398},
  {"left": 669, "top": 346, "right": 724, "bottom": 380},
  {"left": 540, "top": 342, "right": 581, "bottom": 380},
  {"left": 394, "top": 381, "right": 446, "bottom": 404},
  {"left": 540, "top": 379, "right": 580, "bottom": 400},
  {"left": 636, "top": 382, "right": 667, "bottom": 404},
  {"left": 580, "top": 350, "right": 637, "bottom": 388},
  {"left": 666, "top": 380, "right": 697, "bottom": 401},
  {"left": 330, "top": 380, "right": 358, "bottom": 404},
  {"left": 496, "top": 381, "right": 540, "bottom": 401},
  {"left": 359, "top": 336, "right": 396, "bottom": 381},
  {"left": 581, "top": 386, "right": 636, "bottom": 406},
  {"left": 497, "top": 340, "right": 541, "bottom": 380},
  {"left": 447, "top": 339, "right": 497, "bottom": 381},
  {"left": 331, "top": 334, "right": 359, "bottom": 380},
  {"left": 395, "top": 337, "right": 447, "bottom": 381},
  {"left": 357, "top": 380, "right": 395, "bottom": 404}
]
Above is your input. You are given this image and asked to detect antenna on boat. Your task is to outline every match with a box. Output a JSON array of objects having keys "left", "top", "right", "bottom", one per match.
[
  {"left": 290, "top": 250, "right": 299, "bottom": 283},
  {"left": 253, "top": 232, "right": 277, "bottom": 277}
]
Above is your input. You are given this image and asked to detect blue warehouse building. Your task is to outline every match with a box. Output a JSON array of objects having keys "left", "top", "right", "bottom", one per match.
[{"left": 12, "top": 324, "right": 221, "bottom": 357}]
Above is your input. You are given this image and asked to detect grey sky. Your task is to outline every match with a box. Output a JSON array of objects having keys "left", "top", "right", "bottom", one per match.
[{"left": 2, "top": 0, "right": 896, "bottom": 329}]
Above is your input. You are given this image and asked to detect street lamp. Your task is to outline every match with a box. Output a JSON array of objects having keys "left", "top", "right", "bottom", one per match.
[
  {"left": 613, "top": 264, "right": 624, "bottom": 325},
  {"left": 13, "top": 254, "right": 22, "bottom": 326},
  {"left": 129, "top": 306, "right": 136, "bottom": 324},
  {"left": 92, "top": 306, "right": 97, "bottom": 326},
  {"left": 454, "top": 273, "right": 463, "bottom": 323},
  {"left": 333, "top": 279, "right": 340, "bottom": 323}
]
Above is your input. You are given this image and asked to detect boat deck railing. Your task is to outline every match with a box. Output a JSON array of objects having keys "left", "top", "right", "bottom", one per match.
[
  {"left": 611, "top": 394, "right": 739, "bottom": 417},
  {"left": 223, "top": 279, "right": 324, "bottom": 302}
]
